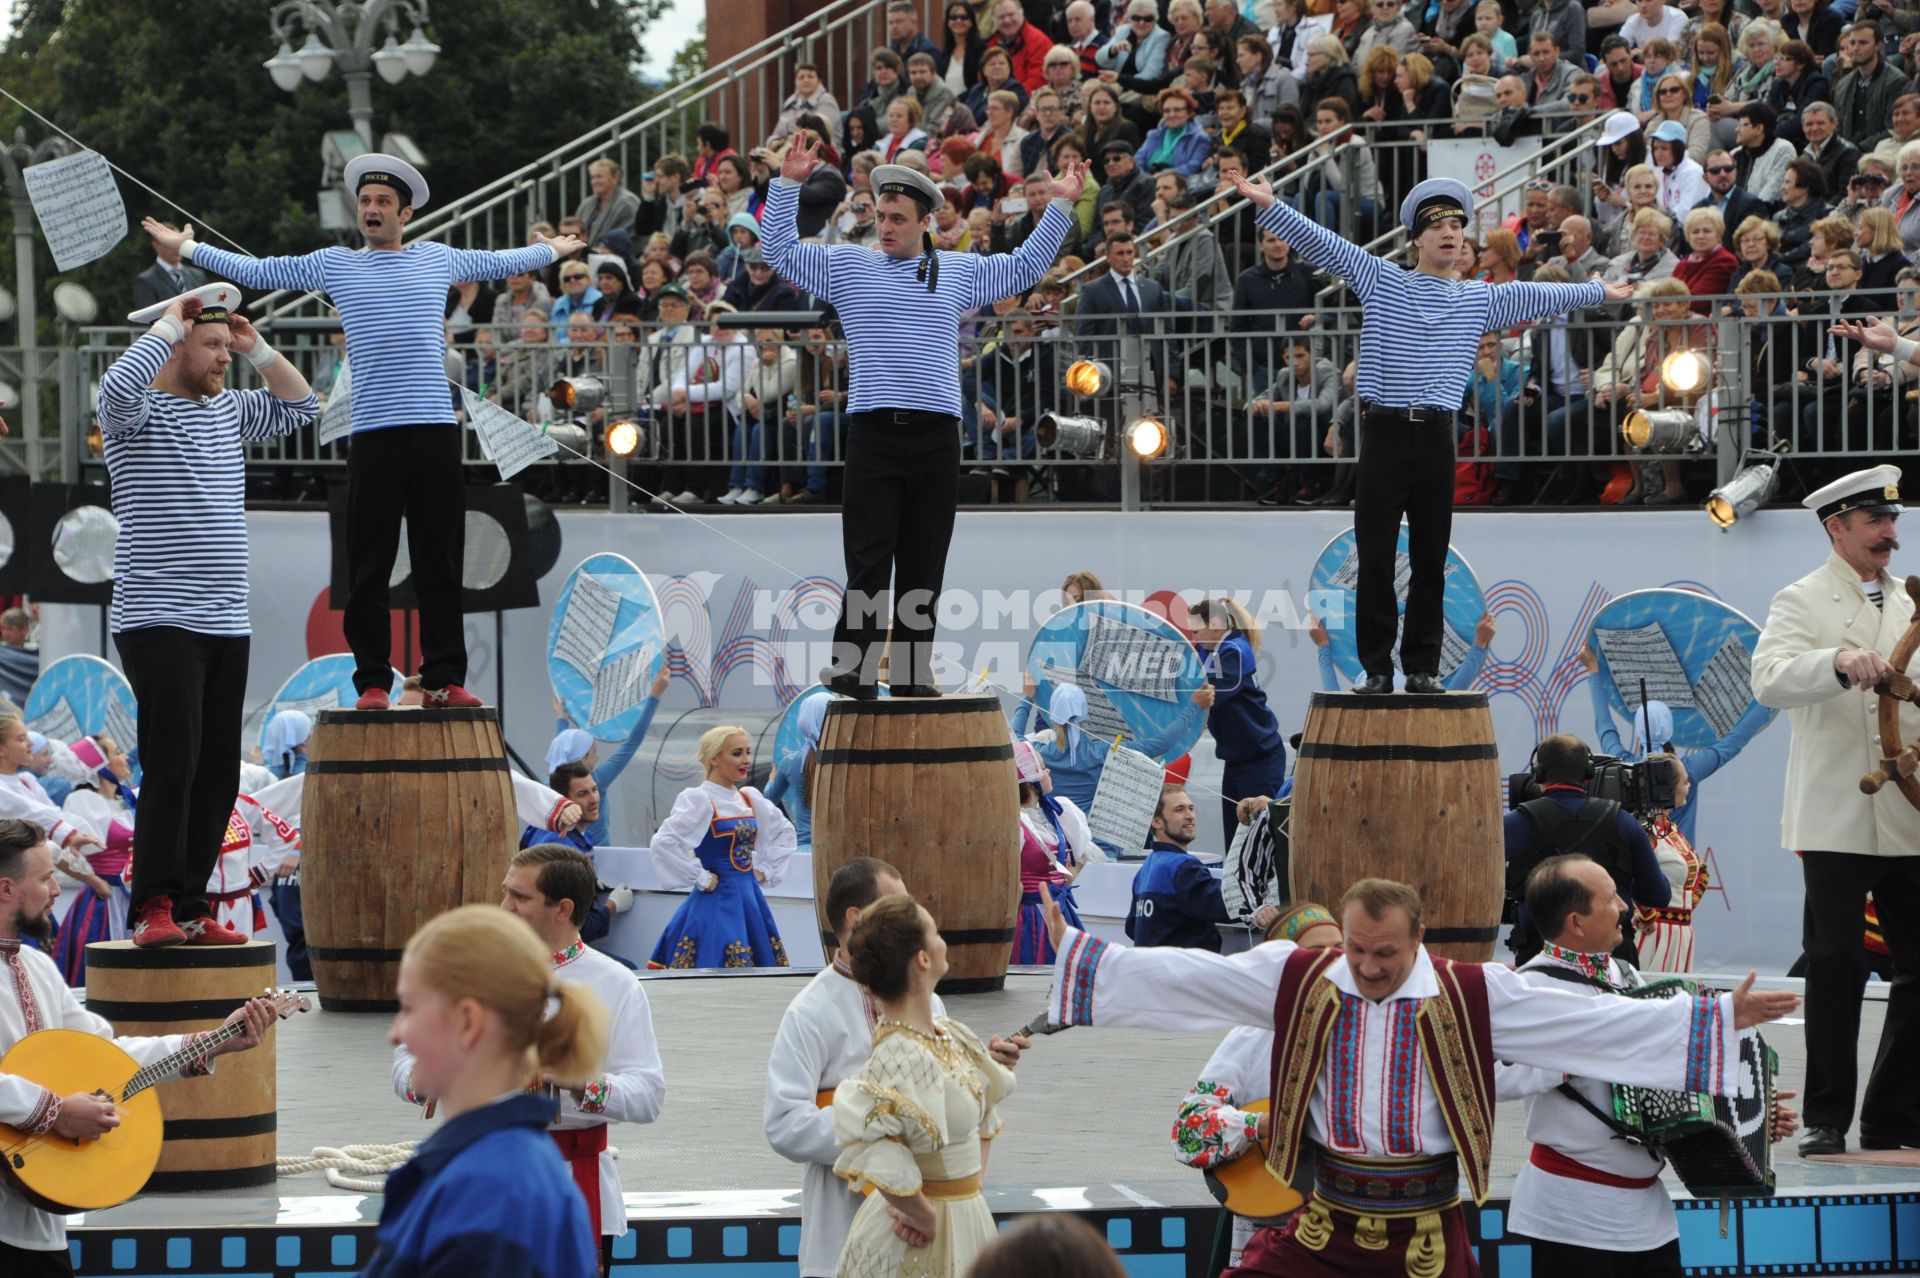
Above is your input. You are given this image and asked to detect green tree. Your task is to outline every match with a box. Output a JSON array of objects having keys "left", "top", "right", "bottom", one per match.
[{"left": 0, "top": 0, "right": 668, "bottom": 328}]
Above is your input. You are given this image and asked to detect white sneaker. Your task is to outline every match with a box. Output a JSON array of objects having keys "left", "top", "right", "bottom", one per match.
[
  {"left": 673, "top": 490, "right": 700, "bottom": 505},
  {"left": 739, "top": 488, "right": 765, "bottom": 505},
  {"left": 717, "top": 487, "right": 745, "bottom": 504}
]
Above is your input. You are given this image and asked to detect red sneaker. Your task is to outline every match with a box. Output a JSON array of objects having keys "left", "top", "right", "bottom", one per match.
[
  {"left": 132, "top": 897, "right": 185, "bottom": 949},
  {"left": 423, "top": 684, "right": 484, "bottom": 708},
  {"left": 179, "top": 914, "right": 249, "bottom": 946},
  {"left": 355, "top": 687, "right": 390, "bottom": 710}
]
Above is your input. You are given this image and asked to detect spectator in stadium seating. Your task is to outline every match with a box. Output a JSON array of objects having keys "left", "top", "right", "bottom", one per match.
[
  {"left": 1845, "top": 265, "right": 1920, "bottom": 442},
  {"left": 634, "top": 262, "right": 669, "bottom": 322},
  {"left": 1355, "top": 0, "right": 1420, "bottom": 60},
  {"left": 1097, "top": 0, "right": 1174, "bottom": 101},
  {"left": 692, "top": 123, "right": 737, "bottom": 188},
  {"left": 1048, "top": 134, "right": 1102, "bottom": 235},
  {"left": 1493, "top": 263, "right": 1599, "bottom": 504},
  {"left": 499, "top": 269, "right": 551, "bottom": 323},
  {"left": 972, "top": 90, "right": 1030, "bottom": 178},
  {"left": 1776, "top": 248, "right": 1873, "bottom": 491},
  {"left": 906, "top": 53, "right": 958, "bottom": 136},
  {"left": 1728, "top": 213, "right": 1787, "bottom": 296},
  {"left": 1675, "top": 206, "right": 1738, "bottom": 306},
  {"left": 989, "top": 0, "right": 1055, "bottom": 90},
  {"left": 1205, "top": 0, "right": 1262, "bottom": 48},
  {"left": 886, "top": 0, "right": 940, "bottom": 66},
  {"left": 1779, "top": 0, "right": 1840, "bottom": 57},
  {"left": 1073, "top": 232, "right": 1170, "bottom": 361},
  {"left": 634, "top": 154, "right": 691, "bottom": 243},
  {"left": 575, "top": 158, "right": 640, "bottom": 254},
  {"left": 1885, "top": 140, "right": 1920, "bottom": 255},
  {"left": 712, "top": 155, "right": 754, "bottom": 219},
  {"left": 1604, "top": 207, "right": 1680, "bottom": 287},
  {"left": 1593, "top": 112, "right": 1648, "bottom": 195},
  {"left": 1300, "top": 33, "right": 1362, "bottom": 120},
  {"left": 1270, "top": 0, "right": 1334, "bottom": 79},
  {"left": 1691, "top": 148, "right": 1767, "bottom": 251},
  {"left": 490, "top": 307, "right": 555, "bottom": 420},
  {"left": 1733, "top": 102, "right": 1794, "bottom": 202},
  {"left": 1548, "top": 214, "right": 1607, "bottom": 278},
  {"left": 1776, "top": 155, "right": 1831, "bottom": 270},
  {"left": 1081, "top": 81, "right": 1142, "bottom": 184},
  {"left": 1476, "top": 228, "right": 1523, "bottom": 285},
  {"left": 725, "top": 326, "right": 799, "bottom": 507},
  {"left": 1646, "top": 71, "right": 1711, "bottom": 163},
  {"left": 715, "top": 212, "right": 763, "bottom": 285},
  {"left": 1689, "top": 23, "right": 1740, "bottom": 119},
  {"left": 1309, "top": 96, "right": 1382, "bottom": 232},
  {"left": 1414, "top": 0, "right": 1472, "bottom": 68},
  {"left": 1145, "top": 170, "right": 1187, "bottom": 235},
  {"left": 1870, "top": 93, "right": 1920, "bottom": 169},
  {"left": 1621, "top": 0, "right": 1689, "bottom": 52},
  {"left": 860, "top": 47, "right": 909, "bottom": 117},
  {"left": 1179, "top": 48, "right": 1222, "bottom": 112},
  {"left": 877, "top": 95, "right": 931, "bottom": 163},
  {"left": 1835, "top": 22, "right": 1911, "bottom": 152},
  {"left": 1590, "top": 277, "right": 1707, "bottom": 503},
  {"left": 1597, "top": 36, "right": 1642, "bottom": 111},
  {"left": 963, "top": 45, "right": 1031, "bottom": 124},
  {"left": 1252, "top": 335, "right": 1342, "bottom": 503},
  {"left": 1210, "top": 88, "right": 1272, "bottom": 171},
  {"left": 1624, "top": 38, "right": 1678, "bottom": 114},
  {"left": 1357, "top": 44, "right": 1403, "bottom": 119},
  {"left": 773, "top": 323, "right": 845, "bottom": 506},
  {"left": 592, "top": 261, "right": 644, "bottom": 322},
  {"left": 681, "top": 250, "right": 721, "bottom": 310},
  {"left": 1801, "top": 102, "right": 1860, "bottom": 193},
  {"left": 1162, "top": 0, "right": 1206, "bottom": 81},
  {"left": 1238, "top": 37, "right": 1298, "bottom": 122},
  {"left": 774, "top": 64, "right": 843, "bottom": 142},
  {"left": 1765, "top": 38, "right": 1828, "bottom": 130},
  {"left": 1231, "top": 226, "right": 1323, "bottom": 396},
  {"left": 1036, "top": 45, "right": 1088, "bottom": 121},
  {"left": 1137, "top": 87, "right": 1210, "bottom": 176},
  {"left": 840, "top": 105, "right": 880, "bottom": 175},
  {"left": 1855, "top": 206, "right": 1906, "bottom": 304},
  {"left": 1096, "top": 136, "right": 1157, "bottom": 223},
  {"left": 1596, "top": 161, "right": 1661, "bottom": 254},
  {"left": 547, "top": 262, "right": 602, "bottom": 340},
  {"left": 1065, "top": 2, "right": 1108, "bottom": 76},
  {"left": 1019, "top": 88, "right": 1073, "bottom": 174},
  {"left": 1522, "top": 30, "right": 1577, "bottom": 107},
  {"left": 1714, "top": 21, "right": 1780, "bottom": 125},
  {"left": 1149, "top": 189, "right": 1233, "bottom": 310},
  {"left": 941, "top": 2, "right": 989, "bottom": 96},
  {"left": 1681, "top": 0, "right": 1746, "bottom": 67},
  {"left": 974, "top": 310, "right": 1053, "bottom": 480},
  {"left": 1649, "top": 121, "right": 1709, "bottom": 217},
  {"left": 722, "top": 248, "right": 802, "bottom": 316}
]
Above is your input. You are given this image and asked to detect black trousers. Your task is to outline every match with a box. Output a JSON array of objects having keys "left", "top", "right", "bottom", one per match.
[
  {"left": 0, "top": 1239, "right": 73, "bottom": 1277},
  {"left": 1506, "top": 1234, "right": 1682, "bottom": 1278},
  {"left": 1800, "top": 849, "right": 1920, "bottom": 1135},
  {"left": 828, "top": 411, "right": 961, "bottom": 688},
  {"left": 1355, "top": 410, "right": 1456, "bottom": 678},
  {"left": 345, "top": 423, "right": 466, "bottom": 693},
  {"left": 114, "top": 626, "right": 247, "bottom": 919}
]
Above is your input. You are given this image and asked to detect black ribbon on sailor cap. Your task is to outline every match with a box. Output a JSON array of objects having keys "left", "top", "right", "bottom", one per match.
[
  {"left": 876, "top": 181, "right": 941, "bottom": 294},
  {"left": 1411, "top": 199, "right": 1467, "bottom": 233},
  {"left": 356, "top": 169, "right": 414, "bottom": 206}
]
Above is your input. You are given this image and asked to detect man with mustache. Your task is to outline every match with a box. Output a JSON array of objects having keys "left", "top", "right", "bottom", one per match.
[{"left": 1752, "top": 463, "right": 1919, "bottom": 1158}]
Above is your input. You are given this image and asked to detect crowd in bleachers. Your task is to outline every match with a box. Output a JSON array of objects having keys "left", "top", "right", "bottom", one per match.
[{"left": 425, "top": 0, "right": 1920, "bottom": 509}]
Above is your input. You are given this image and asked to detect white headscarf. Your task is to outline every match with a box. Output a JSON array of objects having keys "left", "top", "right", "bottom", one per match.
[
  {"left": 1047, "top": 685, "right": 1088, "bottom": 765},
  {"left": 1630, "top": 700, "right": 1674, "bottom": 757},
  {"left": 796, "top": 693, "right": 830, "bottom": 752},
  {"left": 263, "top": 710, "right": 314, "bottom": 775}
]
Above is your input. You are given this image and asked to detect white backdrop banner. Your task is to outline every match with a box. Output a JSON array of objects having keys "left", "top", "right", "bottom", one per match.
[{"left": 38, "top": 506, "right": 1874, "bottom": 975}]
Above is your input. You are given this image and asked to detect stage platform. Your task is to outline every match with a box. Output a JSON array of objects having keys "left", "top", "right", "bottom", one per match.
[{"left": 69, "top": 971, "right": 1918, "bottom": 1278}]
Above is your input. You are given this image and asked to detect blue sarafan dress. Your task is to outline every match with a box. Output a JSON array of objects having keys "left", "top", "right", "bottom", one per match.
[{"left": 647, "top": 780, "right": 796, "bottom": 969}]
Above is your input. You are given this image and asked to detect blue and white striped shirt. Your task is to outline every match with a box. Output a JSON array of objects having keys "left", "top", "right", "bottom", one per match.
[
  {"left": 760, "top": 177, "right": 1073, "bottom": 417},
  {"left": 96, "top": 333, "right": 319, "bottom": 635},
  {"left": 186, "top": 240, "right": 556, "bottom": 433},
  {"left": 1253, "top": 199, "right": 1606, "bottom": 409}
]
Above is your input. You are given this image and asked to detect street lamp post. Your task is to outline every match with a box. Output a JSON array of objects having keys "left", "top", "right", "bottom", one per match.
[
  {"left": 263, "top": 0, "right": 439, "bottom": 149},
  {"left": 0, "top": 128, "right": 77, "bottom": 480}
]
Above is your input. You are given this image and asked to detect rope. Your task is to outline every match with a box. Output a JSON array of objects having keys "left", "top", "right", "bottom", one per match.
[{"left": 277, "top": 1141, "right": 417, "bottom": 1182}]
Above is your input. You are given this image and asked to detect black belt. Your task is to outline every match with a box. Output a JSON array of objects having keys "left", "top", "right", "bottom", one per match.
[
  {"left": 851, "top": 409, "right": 961, "bottom": 427},
  {"left": 1363, "top": 401, "right": 1456, "bottom": 426}
]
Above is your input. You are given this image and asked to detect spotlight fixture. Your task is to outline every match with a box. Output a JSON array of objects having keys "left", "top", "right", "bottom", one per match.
[
  {"left": 1659, "top": 350, "right": 1707, "bottom": 394},
  {"left": 1620, "top": 408, "right": 1695, "bottom": 454},
  {"left": 548, "top": 376, "right": 605, "bottom": 415},
  {"left": 605, "top": 418, "right": 651, "bottom": 459},
  {"left": 545, "top": 419, "right": 592, "bottom": 452},
  {"left": 1705, "top": 459, "right": 1781, "bottom": 529},
  {"left": 1126, "top": 416, "right": 1170, "bottom": 459},
  {"left": 1064, "top": 359, "right": 1111, "bottom": 397},
  {"left": 1036, "top": 412, "right": 1106, "bottom": 458}
]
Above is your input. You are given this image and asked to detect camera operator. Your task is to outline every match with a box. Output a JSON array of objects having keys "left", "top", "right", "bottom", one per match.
[{"left": 1503, "top": 733, "right": 1671, "bottom": 966}]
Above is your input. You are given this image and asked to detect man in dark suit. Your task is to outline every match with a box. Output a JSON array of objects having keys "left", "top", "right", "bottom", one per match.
[
  {"left": 130, "top": 225, "right": 210, "bottom": 312},
  {"left": 1072, "top": 232, "right": 1169, "bottom": 363},
  {"left": 1691, "top": 148, "right": 1770, "bottom": 251}
]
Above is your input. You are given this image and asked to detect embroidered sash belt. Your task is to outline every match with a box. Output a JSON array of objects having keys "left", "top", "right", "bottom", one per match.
[
  {"left": 1636, "top": 905, "right": 1694, "bottom": 925},
  {"left": 1313, "top": 1149, "right": 1461, "bottom": 1216}
]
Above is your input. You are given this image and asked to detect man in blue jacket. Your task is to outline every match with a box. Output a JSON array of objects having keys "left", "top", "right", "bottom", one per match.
[{"left": 1127, "top": 785, "right": 1230, "bottom": 950}]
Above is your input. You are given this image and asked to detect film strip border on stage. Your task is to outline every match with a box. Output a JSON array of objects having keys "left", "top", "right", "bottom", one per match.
[{"left": 65, "top": 1191, "right": 1920, "bottom": 1276}]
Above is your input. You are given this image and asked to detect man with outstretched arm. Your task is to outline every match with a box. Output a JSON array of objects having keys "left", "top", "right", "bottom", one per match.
[
  {"left": 1226, "top": 170, "right": 1634, "bottom": 694},
  {"left": 761, "top": 134, "right": 1084, "bottom": 699},
  {"left": 142, "top": 155, "right": 583, "bottom": 711}
]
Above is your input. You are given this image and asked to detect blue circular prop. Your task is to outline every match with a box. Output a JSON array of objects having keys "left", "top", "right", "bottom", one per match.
[
  {"left": 23, "top": 655, "right": 136, "bottom": 745},
  {"left": 1587, "top": 588, "right": 1777, "bottom": 751},
  {"left": 547, "top": 553, "right": 667, "bottom": 742},
  {"left": 255, "top": 655, "right": 403, "bottom": 754},
  {"left": 1308, "top": 527, "right": 1487, "bottom": 682},
  {"left": 1022, "top": 599, "right": 1207, "bottom": 762}
]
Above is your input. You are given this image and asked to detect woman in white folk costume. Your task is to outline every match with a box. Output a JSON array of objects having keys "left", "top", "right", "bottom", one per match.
[
  {"left": 647, "top": 725, "right": 795, "bottom": 969},
  {"left": 53, "top": 739, "right": 140, "bottom": 984},
  {"left": 0, "top": 716, "right": 103, "bottom": 956},
  {"left": 393, "top": 846, "right": 663, "bottom": 1254},
  {"left": 1172, "top": 903, "right": 1342, "bottom": 1272},
  {"left": 832, "top": 893, "right": 1015, "bottom": 1278},
  {"left": 1634, "top": 753, "right": 1707, "bottom": 974},
  {"left": 1036, "top": 877, "right": 1798, "bottom": 1278}
]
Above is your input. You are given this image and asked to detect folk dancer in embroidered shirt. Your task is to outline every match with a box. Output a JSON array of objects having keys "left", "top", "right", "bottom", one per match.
[
  {"left": 1037, "top": 876, "right": 1798, "bottom": 1278},
  {"left": 394, "top": 846, "right": 663, "bottom": 1259},
  {"left": 1496, "top": 855, "right": 1800, "bottom": 1278},
  {"left": 762, "top": 134, "right": 1085, "bottom": 699},
  {"left": 764, "top": 858, "right": 1031, "bottom": 1278},
  {"left": 1172, "top": 903, "right": 1343, "bottom": 1273},
  {"left": 1224, "top": 171, "right": 1634, "bottom": 694},
  {"left": 0, "top": 820, "right": 274, "bottom": 1277},
  {"left": 96, "top": 285, "right": 317, "bottom": 949},
  {"left": 141, "top": 155, "right": 585, "bottom": 712}
]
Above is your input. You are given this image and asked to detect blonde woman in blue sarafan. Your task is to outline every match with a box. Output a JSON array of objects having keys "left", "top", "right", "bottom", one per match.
[{"left": 647, "top": 725, "right": 795, "bottom": 969}]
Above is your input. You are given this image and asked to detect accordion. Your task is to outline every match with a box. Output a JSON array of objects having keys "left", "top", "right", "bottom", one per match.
[{"left": 1609, "top": 978, "right": 1778, "bottom": 1198}]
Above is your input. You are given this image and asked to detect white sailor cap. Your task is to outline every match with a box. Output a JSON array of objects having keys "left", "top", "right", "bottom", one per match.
[
  {"left": 871, "top": 164, "right": 944, "bottom": 214},
  {"left": 1803, "top": 464, "right": 1903, "bottom": 523},
  {"left": 344, "top": 153, "right": 430, "bottom": 209},
  {"left": 1399, "top": 178, "right": 1473, "bottom": 236},
  {"left": 127, "top": 281, "right": 243, "bottom": 326}
]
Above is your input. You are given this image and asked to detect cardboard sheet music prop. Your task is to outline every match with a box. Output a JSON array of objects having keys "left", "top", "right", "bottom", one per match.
[
  {"left": 24, "top": 655, "right": 137, "bottom": 753},
  {"left": 1310, "top": 525, "right": 1486, "bottom": 683},
  {"left": 23, "top": 150, "right": 125, "bottom": 271},
  {"left": 461, "top": 387, "right": 557, "bottom": 481},
  {"left": 1086, "top": 742, "right": 1168, "bottom": 853},
  {"left": 1022, "top": 599, "right": 1208, "bottom": 765},
  {"left": 546, "top": 553, "right": 666, "bottom": 740},
  {"left": 1587, "top": 589, "right": 1777, "bottom": 748}
]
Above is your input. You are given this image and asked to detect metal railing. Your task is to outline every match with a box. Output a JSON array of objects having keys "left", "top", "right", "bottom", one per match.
[{"left": 68, "top": 290, "right": 1914, "bottom": 512}]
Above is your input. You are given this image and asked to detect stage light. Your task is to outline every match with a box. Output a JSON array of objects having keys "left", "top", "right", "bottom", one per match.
[
  {"left": 606, "top": 419, "right": 648, "bottom": 458},
  {"left": 546, "top": 419, "right": 592, "bottom": 452},
  {"left": 1705, "top": 460, "right": 1779, "bottom": 529},
  {"left": 548, "top": 376, "right": 605, "bottom": 415},
  {"left": 1036, "top": 412, "right": 1106, "bottom": 458},
  {"left": 1127, "top": 416, "right": 1169, "bottom": 459},
  {"left": 1620, "top": 408, "right": 1694, "bottom": 454},
  {"left": 1660, "top": 350, "right": 1707, "bottom": 394},
  {"left": 1064, "top": 359, "right": 1111, "bottom": 397}
]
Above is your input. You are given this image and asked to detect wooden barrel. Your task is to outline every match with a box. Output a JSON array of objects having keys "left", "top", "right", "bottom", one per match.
[
  {"left": 303, "top": 707, "right": 518, "bottom": 1011},
  {"left": 811, "top": 696, "right": 1021, "bottom": 993},
  {"left": 1288, "top": 691, "right": 1504, "bottom": 961},
  {"left": 84, "top": 940, "right": 277, "bottom": 1190}
]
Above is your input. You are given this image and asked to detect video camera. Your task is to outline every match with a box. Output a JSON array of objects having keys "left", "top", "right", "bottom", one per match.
[{"left": 1506, "top": 752, "right": 1679, "bottom": 817}]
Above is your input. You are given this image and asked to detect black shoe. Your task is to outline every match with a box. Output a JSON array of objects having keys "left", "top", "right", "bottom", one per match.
[
  {"left": 1257, "top": 486, "right": 1287, "bottom": 507},
  {"left": 1859, "top": 1128, "right": 1920, "bottom": 1150},
  {"left": 1798, "top": 1125, "right": 1846, "bottom": 1156},
  {"left": 1405, "top": 673, "right": 1446, "bottom": 694},
  {"left": 1352, "top": 674, "right": 1393, "bottom": 694},
  {"left": 891, "top": 683, "right": 943, "bottom": 698},
  {"left": 820, "top": 668, "right": 877, "bottom": 701}
]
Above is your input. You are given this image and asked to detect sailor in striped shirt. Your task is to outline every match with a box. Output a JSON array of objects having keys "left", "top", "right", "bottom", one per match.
[
  {"left": 1228, "top": 172, "right": 1633, "bottom": 694},
  {"left": 763, "top": 134, "right": 1083, "bottom": 697},
  {"left": 141, "top": 155, "right": 585, "bottom": 710},
  {"left": 96, "top": 284, "right": 318, "bottom": 948}
]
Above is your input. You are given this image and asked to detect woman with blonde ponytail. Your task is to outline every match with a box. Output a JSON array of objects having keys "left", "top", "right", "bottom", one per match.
[
  {"left": 1187, "top": 597, "right": 1287, "bottom": 847},
  {"left": 367, "top": 906, "right": 606, "bottom": 1278}
]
